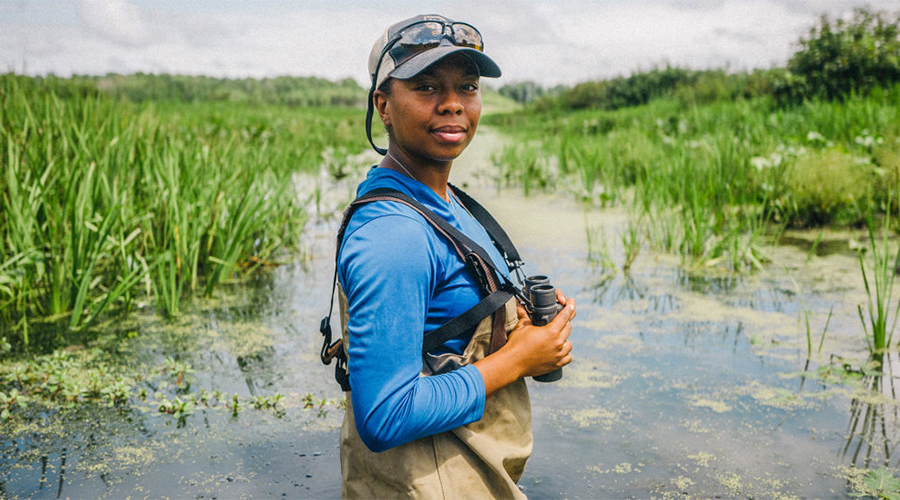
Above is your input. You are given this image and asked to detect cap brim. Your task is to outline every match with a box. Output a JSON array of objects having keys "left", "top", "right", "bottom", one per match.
[{"left": 389, "top": 46, "right": 501, "bottom": 80}]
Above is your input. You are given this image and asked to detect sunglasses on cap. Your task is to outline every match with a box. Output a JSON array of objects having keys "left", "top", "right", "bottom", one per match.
[
  {"left": 387, "top": 20, "right": 484, "bottom": 67},
  {"left": 366, "top": 19, "right": 487, "bottom": 155}
]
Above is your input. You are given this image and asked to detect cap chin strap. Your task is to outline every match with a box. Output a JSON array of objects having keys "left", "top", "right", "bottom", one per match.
[
  {"left": 367, "top": 33, "right": 397, "bottom": 157},
  {"left": 365, "top": 81, "right": 387, "bottom": 156}
]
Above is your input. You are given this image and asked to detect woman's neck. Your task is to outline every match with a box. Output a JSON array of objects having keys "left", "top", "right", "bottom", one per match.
[{"left": 382, "top": 148, "right": 452, "bottom": 201}]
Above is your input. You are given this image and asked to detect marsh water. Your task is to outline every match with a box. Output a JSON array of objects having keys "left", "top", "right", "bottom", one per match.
[{"left": 2, "top": 129, "right": 898, "bottom": 498}]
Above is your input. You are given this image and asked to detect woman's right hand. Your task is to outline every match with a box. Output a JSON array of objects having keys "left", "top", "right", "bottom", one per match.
[
  {"left": 507, "top": 294, "right": 575, "bottom": 378},
  {"left": 473, "top": 293, "right": 575, "bottom": 396}
]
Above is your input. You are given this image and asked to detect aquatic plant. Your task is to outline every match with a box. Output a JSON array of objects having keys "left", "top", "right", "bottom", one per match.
[
  {"left": 0, "top": 388, "right": 29, "bottom": 419},
  {"left": 228, "top": 393, "right": 241, "bottom": 417},
  {"left": 0, "top": 344, "right": 302, "bottom": 423},
  {"left": 584, "top": 222, "right": 615, "bottom": 275},
  {"left": 162, "top": 356, "right": 195, "bottom": 389},
  {"left": 857, "top": 207, "right": 900, "bottom": 352},
  {"left": 860, "top": 467, "right": 900, "bottom": 500},
  {"left": 157, "top": 396, "right": 195, "bottom": 419},
  {"left": 253, "top": 393, "right": 286, "bottom": 417},
  {"left": 621, "top": 214, "right": 643, "bottom": 274}
]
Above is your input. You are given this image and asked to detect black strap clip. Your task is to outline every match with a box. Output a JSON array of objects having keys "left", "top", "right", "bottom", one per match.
[
  {"left": 320, "top": 315, "right": 350, "bottom": 390},
  {"left": 320, "top": 316, "right": 338, "bottom": 365}
]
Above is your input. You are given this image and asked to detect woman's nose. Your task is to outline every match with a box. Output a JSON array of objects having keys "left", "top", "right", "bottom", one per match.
[{"left": 437, "top": 91, "right": 463, "bottom": 115}]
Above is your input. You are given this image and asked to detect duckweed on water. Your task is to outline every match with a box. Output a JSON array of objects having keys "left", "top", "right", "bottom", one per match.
[
  {"left": 558, "top": 363, "right": 621, "bottom": 389},
  {"left": 0, "top": 345, "right": 338, "bottom": 424},
  {"left": 566, "top": 407, "right": 621, "bottom": 430},
  {"left": 687, "top": 451, "right": 715, "bottom": 467},
  {"left": 688, "top": 395, "right": 733, "bottom": 413}
]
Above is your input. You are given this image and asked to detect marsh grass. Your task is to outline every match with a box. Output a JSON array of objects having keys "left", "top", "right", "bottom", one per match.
[
  {"left": 487, "top": 90, "right": 900, "bottom": 272},
  {"left": 584, "top": 222, "right": 615, "bottom": 275},
  {"left": 857, "top": 208, "right": 900, "bottom": 353},
  {"left": 0, "top": 75, "right": 364, "bottom": 342}
]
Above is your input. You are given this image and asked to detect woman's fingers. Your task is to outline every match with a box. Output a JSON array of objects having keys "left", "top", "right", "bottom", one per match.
[{"left": 551, "top": 297, "right": 576, "bottom": 333}]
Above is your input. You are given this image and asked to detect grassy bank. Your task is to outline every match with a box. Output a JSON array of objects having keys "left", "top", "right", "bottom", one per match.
[
  {"left": 0, "top": 74, "right": 366, "bottom": 343},
  {"left": 486, "top": 89, "right": 900, "bottom": 271}
]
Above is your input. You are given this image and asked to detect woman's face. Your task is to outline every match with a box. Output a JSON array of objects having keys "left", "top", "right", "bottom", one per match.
[{"left": 375, "top": 54, "right": 482, "bottom": 165}]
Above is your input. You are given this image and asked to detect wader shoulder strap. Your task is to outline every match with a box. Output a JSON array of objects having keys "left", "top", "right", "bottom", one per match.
[
  {"left": 448, "top": 183, "right": 523, "bottom": 270},
  {"left": 356, "top": 188, "right": 508, "bottom": 292},
  {"left": 320, "top": 187, "right": 522, "bottom": 379},
  {"left": 421, "top": 287, "right": 513, "bottom": 353}
]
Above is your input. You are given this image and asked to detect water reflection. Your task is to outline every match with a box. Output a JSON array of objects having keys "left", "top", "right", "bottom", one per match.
[
  {"left": 842, "top": 352, "right": 900, "bottom": 469},
  {"left": 679, "top": 272, "right": 742, "bottom": 295},
  {"left": 0, "top": 405, "right": 150, "bottom": 498},
  {"left": 236, "top": 349, "right": 278, "bottom": 396},
  {"left": 585, "top": 272, "right": 679, "bottom": 315},
  {"left": 780, "top": 235, "right": 853, "bottom": 257}
]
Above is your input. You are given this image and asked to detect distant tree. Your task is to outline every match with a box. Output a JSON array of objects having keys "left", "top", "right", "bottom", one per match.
[
  {"left": 787, "top": 7, "right": 900, "bottom": 100},
  {"left": 498, "top": 81, "right": 545, "bottom": 104}
]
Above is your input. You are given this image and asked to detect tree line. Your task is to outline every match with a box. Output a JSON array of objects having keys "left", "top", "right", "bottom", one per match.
[
  {"left": 8, "top": 72, "right": 367, "bottom": 108},
  {"left": 498, "top": 6, "right": 900, "bottom": 110}
]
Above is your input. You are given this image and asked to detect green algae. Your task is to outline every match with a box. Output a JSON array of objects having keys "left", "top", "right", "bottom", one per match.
[
  {"left": 566, "top": 406, "right": 622, "bottom": 430},
  {"left": 736, "top": 381, "right": 811, "bottom": 411},
  {"left": 688, "top": 395, "right": 733, "bottom": 414}
]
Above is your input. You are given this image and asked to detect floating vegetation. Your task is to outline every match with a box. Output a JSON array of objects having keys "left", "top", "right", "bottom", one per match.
[
  {"left": 688, "top": 395, "right": 733, "bottom": 414},
  {"left": 0, "top": 344, "right": 338, "bottom": 425}
]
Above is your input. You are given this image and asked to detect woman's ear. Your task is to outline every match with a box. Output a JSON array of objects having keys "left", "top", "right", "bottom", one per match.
[{"left": 373, "top": 89, "right": 391, "bottom": 127}]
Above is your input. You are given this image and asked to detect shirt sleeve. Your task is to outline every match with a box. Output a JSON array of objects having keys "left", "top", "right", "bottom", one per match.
[{"left": 338, "top": 212, "right": 486, "bottom": 452}]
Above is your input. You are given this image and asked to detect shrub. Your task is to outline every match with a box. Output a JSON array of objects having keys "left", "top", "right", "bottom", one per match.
[
  {"left": 783, "top": 148, "right": 871, "bottom": 226},
  {"left": 788, "top": 7, "right": 900, "bottom": 101}
]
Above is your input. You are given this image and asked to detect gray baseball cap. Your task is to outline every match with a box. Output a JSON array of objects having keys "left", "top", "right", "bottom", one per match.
[
  {"left": 368, "top": 14, "right": 502, "bottom": 91},
  {"left": 365, "top": 14, "right": 501, "bottom": 154}
]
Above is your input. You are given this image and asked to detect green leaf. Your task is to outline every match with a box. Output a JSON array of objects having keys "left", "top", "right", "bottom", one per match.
[{"left": 865, "top": 467, "right": 900, "bottom": 494}]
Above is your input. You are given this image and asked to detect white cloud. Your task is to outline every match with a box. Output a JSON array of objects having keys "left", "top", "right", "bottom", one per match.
[
  {"left": 76, "top": 0, "right": 152, "bottom": 46},
  {"left": 2, "top": 0, "right": 897, "bottom": 85}
]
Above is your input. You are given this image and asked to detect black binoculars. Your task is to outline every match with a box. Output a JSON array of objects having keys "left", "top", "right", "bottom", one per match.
[{"left": 523, "top": 275, "right": 563, "bottom": 383}]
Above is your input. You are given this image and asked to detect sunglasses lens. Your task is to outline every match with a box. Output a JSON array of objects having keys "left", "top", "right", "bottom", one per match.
[
  {"left": 398, "top": 22, "right": 444, "bottom": 48},
  {"left": 397, "top": 21, "right": 484, "bottom": 51},
  {"left": 451, "top": 24, "right": 483, "bottom": 51}
]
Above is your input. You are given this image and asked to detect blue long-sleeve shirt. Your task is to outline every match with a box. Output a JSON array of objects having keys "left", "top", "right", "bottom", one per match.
[{"left": 337, "top": 166, "right": 511, "bottom": 452}]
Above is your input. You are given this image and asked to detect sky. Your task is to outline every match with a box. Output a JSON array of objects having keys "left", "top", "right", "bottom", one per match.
[{"left": 2, "top": 0, "right": 897, "bottom": 88}]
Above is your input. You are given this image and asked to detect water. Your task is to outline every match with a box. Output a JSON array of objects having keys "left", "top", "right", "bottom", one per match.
[{"left": 1, "top": 130, "right": 898, "bottom": 498}]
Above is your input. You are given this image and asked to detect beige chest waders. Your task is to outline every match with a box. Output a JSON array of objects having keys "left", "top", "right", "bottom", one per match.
[
  {"left": 319, "top": 185, "right": 534, "bottom": 499},
  {"left": 340, "top": 290, "right": 531, "bottom": 499}
]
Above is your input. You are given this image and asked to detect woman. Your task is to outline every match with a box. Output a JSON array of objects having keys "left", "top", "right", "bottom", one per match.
[{"left": 332, "top": 14, "right": 576, "bottom": 499}]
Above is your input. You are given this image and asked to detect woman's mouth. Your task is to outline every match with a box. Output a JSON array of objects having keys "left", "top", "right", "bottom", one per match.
[{"left": 431, "top": 125, "right": 467, "bottom": 143}]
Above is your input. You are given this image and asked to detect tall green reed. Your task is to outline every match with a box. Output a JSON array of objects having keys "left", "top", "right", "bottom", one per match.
[
  {"left": 857, "top": 206, "right": 900, "bottom": 352},
  {"left": 0, "top": 74, "right": 359, "bottom": 341}
]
